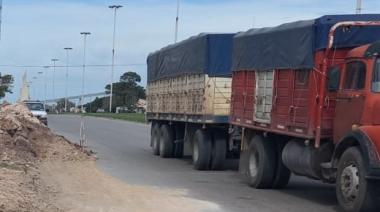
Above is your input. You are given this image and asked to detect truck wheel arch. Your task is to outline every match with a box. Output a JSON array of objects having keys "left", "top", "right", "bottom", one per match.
[{"left": 333, "top": 130, "right": 378, "bottom": 170}]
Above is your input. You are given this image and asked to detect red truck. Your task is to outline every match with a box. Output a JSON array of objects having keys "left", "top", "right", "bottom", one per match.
[
  {"left": 231, "top": 15, "right": 380, "bottom": 211},
  {"left": 147, "top": 15, "right": 380, "bottom": 212}
]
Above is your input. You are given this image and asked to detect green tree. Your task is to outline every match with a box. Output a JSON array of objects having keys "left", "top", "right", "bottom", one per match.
[
  {"left": 105, "top": 72, "right": 145, "bottom": 112},
  {"left": 0, "top": 73, "right": 13, "bottom": 99},
  {"left": 85, "top": 97, "right": 105, "bottom": 113},
  {"left": 55, "top": 98, "right": 76, "bottom": 112},
  {"left": 120, "top": 72, "right": 141, "bottom": 83}
]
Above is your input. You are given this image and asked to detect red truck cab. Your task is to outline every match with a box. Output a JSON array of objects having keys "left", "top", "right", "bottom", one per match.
[
  {"left": 325, "top": 43, "right": 380, "bottom": 211},
  {"left": 231, "top": 17, "right": 380, "bottom": 212},
  {"left": 332, "top": 43, "right": 380, "bottom": 176}
]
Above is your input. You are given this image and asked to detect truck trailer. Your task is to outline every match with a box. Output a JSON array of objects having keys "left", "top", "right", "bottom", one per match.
[
  {"left": 146, "top": 33, "right": 239, "bottom": 170},
  {"left": 231, "top": 15, "right": 380, "bottom": 212}
]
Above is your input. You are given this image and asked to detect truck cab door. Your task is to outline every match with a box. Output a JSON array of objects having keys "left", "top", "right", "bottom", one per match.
[{"left": 333, "top": 60, "right": 367, "bottom": 142}]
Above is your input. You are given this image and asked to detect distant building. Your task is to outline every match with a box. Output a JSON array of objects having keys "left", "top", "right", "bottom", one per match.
[{"left": 115, "top": 99, "right": 146, "bottom": 113}]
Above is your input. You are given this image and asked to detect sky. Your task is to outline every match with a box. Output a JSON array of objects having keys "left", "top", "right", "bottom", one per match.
[{"left": 1, "top": 0, "right": 380, "bottom": 103}]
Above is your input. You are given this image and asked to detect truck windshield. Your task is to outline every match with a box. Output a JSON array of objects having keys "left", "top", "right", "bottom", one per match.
[
  {"left": 25, "top": 103, "right": 45, "bottom": 111},
  {"left": 373, "top": 58, "right": 380, "bottom": 92}
]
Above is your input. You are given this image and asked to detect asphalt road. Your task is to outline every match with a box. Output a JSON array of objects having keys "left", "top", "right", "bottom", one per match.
[{"left": 48, "top": 115, "right": 339, "bottom": 212}]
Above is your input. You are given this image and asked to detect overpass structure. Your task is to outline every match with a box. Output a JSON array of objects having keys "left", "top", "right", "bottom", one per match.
[{"left": 45, "top": 92, "right": 110, "bottom": 103}]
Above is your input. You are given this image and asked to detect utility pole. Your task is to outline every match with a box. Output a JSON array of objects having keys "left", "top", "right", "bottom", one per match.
[
  {"left": 175, "top": 0, "right": 180, "bottom": 43},
  {"left": 64, "top": 47, "right": 73, "bottom": 112},
  {"left": 80, "top": 32, "right": 90, "bottom": 112},
  {"left": 356, "top": 0, "right": 362, "bottom": 14},
  {"left": 43, "top": 66, "right": 49, "bottom": 106},
  {"left": 51, "top": 59, "right": 59, "bottom": 100},
  {"left": 109, "top": 5, "right": 123, "bottom": 113}
]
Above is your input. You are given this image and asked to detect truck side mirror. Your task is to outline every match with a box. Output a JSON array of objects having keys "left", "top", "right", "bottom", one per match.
[{"left": 328, "top": 66, "right": 341, "bottom": 91}]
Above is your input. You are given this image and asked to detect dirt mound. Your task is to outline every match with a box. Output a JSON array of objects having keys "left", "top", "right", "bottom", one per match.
[
  {"left": 0, "top": 103, "right": 90, "bottom": 163},
  {"left": 0, "top": 104, "right": 220, "bottom": 212},
  {"left": 0, "top": 103, "right": 92, "bottom": 212}
]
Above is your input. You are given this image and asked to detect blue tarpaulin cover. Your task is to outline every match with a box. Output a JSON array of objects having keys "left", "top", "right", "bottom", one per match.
[
  {"left": 147, "top": 33, "right": 234, "bottom": 82},
  {"left": 233, "top": 14, "right": 380, "bottom": 71}
]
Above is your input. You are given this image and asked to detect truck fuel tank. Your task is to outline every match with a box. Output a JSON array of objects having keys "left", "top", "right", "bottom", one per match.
[{"left": 282, "top": 140, "right": 334, "bottom": 180}]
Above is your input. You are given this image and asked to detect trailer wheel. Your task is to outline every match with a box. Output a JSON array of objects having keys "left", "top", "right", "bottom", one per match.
[
  {"left": 271, "top": 141, "right": 291, "bottom": 189},
  {"left": 159, "top": 125, "right": 174, "bottom": 158},
  {"left": 210, "top": 130, "right": 227, "bottom": 170},
  {"left": 247, "top": 135, "right": 276, "bottom": 189},
  {"left": 151, "top": 123, "right": 160, "bottom": 155},
  {"left": 192, "top": 129, "right": 212, "bottom": 170},
  {"left": 336, "top": 147, "right": 380, "bottom": 212}
]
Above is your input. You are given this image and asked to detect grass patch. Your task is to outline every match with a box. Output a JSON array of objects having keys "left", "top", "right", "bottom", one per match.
[{"left": 84, "top": 113, "right": 146, "bottom": 123}]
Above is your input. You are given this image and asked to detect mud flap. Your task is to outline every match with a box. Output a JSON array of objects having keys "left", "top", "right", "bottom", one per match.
[{"left": 239, "top": 149, "right": 250, "bottom": 176}]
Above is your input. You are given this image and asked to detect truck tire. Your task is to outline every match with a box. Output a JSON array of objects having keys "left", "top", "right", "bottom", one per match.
[
  {"left": 192, "top": 129, "right": 212, "bottom": 170},
  {"left": 271, "top": 141, "right": 291, "bottom": 189},
  {"left": 247, "top": 135, "right": 276, "bottom": 189},
  {"left": 336, "top": 147, "right": 380, "bottom": 212},
  {"left": 159, "top": 125, "right": 174, "bottom": 158},
  {"left": 210, "top": 131, "right": 227, "bottom": 170},
  {"left": 151, "top": 123, "right": 160, "bottom": 155}
]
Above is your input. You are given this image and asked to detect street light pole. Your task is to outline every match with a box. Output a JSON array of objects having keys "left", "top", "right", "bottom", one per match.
[
  {"left": 0, "top": 0, "right": 3, "bottom": 40},
  {"left": 64, "top": 47, "right": 73, "bottom": 112},
  {"left": 80, "top": 32, "right": 91, "bottom": 113},
  {"left": 43, "top": 66, "right": 49, "bottom": 106},
  {"left": 356, "top": 0, "right": 362, "bottom": 14},
  {"left": 51, "top": 59, "right": 59, "bottom": 100},
  {"left": 175, "top": 0, "right": 180, "bottom": 43},
  {"left": 109, "top": 5, "right": 123, "bottom": 113},
  {"left": 37, "top": 71, "right": 43, "bottom": 101}
]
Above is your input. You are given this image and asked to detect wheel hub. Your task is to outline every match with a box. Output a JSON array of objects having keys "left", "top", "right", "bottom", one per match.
[
  {"left": 340, "top": 164, "right": 360, "bottom": 202},
  {"left": 249, "top": 151, "right": 258, "bottom": 177}
]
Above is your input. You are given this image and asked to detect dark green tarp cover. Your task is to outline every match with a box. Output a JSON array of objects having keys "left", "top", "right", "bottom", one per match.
[
  {"left": 147, "top": 33, "right": 234, "bottom": 82},
  {"left": 233, "top": 14, "right": 380, "bottom": 71}
]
